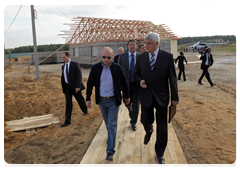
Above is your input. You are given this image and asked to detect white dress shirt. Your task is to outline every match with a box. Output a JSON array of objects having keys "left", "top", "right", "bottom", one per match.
[{"left": 64, "top": 60, "right": 71, "bottom": 84}]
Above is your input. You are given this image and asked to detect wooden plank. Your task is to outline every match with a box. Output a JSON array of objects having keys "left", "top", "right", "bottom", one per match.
[
  {"left": 6, "top": 114, "right": 54, "bottom": 125},
  {"left": 110, "top": 105, "right": 128, "bottom": 164},
  {"left": 169, "top": 124, "right": 188, "bottom": 164},
  {"left": 133, "top": 120, "right": 142, "bottom": 164},
  {"left": 80, "top": 121, "right": 107, "bottom": 164},
  {"left": 8, "top": 119, "right": 60, "bottom": 132},
  {"left": 7, "top": 117, "right": 58, "bottom": 128},
  {"left": 166, "top": 124, "right": 179, "bottom": 164},
  {"left": 114, "top": 108, "right": 131, "bottom": 164}
]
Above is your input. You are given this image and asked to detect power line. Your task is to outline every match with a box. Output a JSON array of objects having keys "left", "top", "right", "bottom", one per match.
[
  {"left": 55, "top": 5, "right": 71, "bottom": 21},
  {"left": 4, "top": 34, "right": 21, "bottom": 46},
  {"left": 4, "top": 5, "right": 22, "bottom": 34}
]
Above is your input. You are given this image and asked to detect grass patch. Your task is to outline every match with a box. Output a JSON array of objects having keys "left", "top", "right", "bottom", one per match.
[{"left": 211, "top": 43, "right": 236, "bottom": 53}]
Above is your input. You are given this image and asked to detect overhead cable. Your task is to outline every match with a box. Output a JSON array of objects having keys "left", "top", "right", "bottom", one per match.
[{"left": 4, "top": 5, "right": 23, "bottom": 34}]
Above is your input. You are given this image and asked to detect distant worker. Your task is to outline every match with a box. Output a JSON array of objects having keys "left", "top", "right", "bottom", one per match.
[
  {"left": 198, "top": 48, "right": 216, "bottom": 87},
  {"left": 175, "top": 52, "right": 188, "bottom": 81},
  {"left": 86, "top": 47, "right": 130, "bottom": 161},
  {"left": 139, "top": 44, "right": 146, "bottom": 54},
  {"left": 60, "top": 52, "right": 88, "bottom": 127},
  {"left": 113, "top": 47, "right": 124, "bottom": 63},
  {"left": 118, "top": 39, "right": 140, "bottom": 131}
]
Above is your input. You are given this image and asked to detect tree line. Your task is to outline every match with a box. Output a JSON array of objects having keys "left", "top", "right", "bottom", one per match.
[
  {"left": 5, "top": 44, "right": 69, "bottom": 54},
  {"left": 177, "top": 35, "right": 236, "bottom": 45}
]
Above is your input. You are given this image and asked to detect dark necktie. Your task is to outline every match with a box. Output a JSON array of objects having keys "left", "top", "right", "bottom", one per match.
[
  {"left": 130, "top": 53, "right": 135, "bottom": 83},
  {"left": 150, "top": 53, "right": 155, "bottom": 70},
  {"left": 66, "top": 63, "right": 69, "bottom": 83}
]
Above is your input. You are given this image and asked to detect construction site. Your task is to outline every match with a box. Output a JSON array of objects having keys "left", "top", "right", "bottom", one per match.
[{"left": 4, "top": 15, "right": 236, "bottom": 164}]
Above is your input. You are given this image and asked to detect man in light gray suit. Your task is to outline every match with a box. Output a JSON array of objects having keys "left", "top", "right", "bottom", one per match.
[{"left": 118, "top": 39, "right": 140, "bottom": 131}]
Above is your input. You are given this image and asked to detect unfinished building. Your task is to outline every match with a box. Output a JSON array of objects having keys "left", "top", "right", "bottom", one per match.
[{"left": 59, "top": 16, "right": 180, "bottom": 65}]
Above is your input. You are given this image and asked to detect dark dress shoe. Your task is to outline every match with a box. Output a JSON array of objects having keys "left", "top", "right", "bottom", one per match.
[
  {"left": 105, "top": 153, "right": 113, "bottom": 161},
  {"left": 198, "top": 82, "right": 204, "bottom": 85},
  {"left": 131, "top": 124, "right": 136, "bottom": 131},
  {"left": 144, "top": 132, "right": 152, "bottom": 145},
  {"left": 60, "top": 122, "right": 71, "bottom": 127},
  {"left": 211, "top": 83, "right": 216, "bottom": 87},
  {"left": 158, "top": 156, "right": 165, "bottom": 164},
  {"left": 84, "top": 112, "right": 88, "bottom": 116}
]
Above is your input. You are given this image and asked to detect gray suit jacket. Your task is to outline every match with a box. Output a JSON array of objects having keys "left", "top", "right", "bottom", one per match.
[{"left": 118, "top": 52, "right": 138, "bottom": 87}]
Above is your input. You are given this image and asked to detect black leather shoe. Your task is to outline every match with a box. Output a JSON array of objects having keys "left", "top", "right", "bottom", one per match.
[
  {"left": 144, "top": 132, "right": 152, "bottom": 145},
  {"left": 84, "top": 112, "right": 88, "bottom": 116},
  {"left": 158, "top": 156, "right": 165, "bottom": 164},
  {"left": 105, "top": 153, "right": 113, "bottom": 161},
  {"left": 131, "top": 124, "right": 136, "bottom": 131},
  {"left": 60, "top": 122, "right": 71, "bottom": 127},
  {"left": 211, "top": 83, "right": 216, "bottom": 87},
  {"left": 198, "top": 82, "right": 204, "bottom": 85}
]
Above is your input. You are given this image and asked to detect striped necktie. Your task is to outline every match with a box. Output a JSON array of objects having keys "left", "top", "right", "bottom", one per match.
[{"left": 150, "top": 53, "right": 155, "bottom": 70}]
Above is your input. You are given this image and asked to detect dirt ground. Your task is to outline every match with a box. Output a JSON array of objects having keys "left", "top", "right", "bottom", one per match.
[{"left": 4, "top": 50, "right": 236, "bottom": 164}]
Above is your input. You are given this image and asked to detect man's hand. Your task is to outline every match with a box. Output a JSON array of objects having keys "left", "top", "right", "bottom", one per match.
[
  {"left": 75, "top": 88, "right": 80, "bottom": 93},
  {"left": 140, "top": 80, "right": 147, "bottom": 89},
  {"left": 86, "top": 101, "right": 92, "bottom": 109},
  {"left": 125, "top": 98, "right": 130, "bottom": 105},
  {"left": 171, "top": 100, "right": 179, "bottom": 106}
]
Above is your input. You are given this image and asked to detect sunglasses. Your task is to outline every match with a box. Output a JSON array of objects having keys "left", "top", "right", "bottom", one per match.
[{"left": 102, "top": 56, "right": 112, "bottom": 60}]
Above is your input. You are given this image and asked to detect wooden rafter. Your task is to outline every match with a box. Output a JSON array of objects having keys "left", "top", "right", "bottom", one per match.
[{"left": 58, "top": 16, "right": 181, "bottom": 45}]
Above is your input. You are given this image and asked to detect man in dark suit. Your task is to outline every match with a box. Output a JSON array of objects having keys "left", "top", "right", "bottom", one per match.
[
  {"left": 198, "top": 48, "right": 216, "bottom": 86},
  {"left": 86, "top": 47, "right": 130, "bottom": 161},
  {"left": 175, "top": 51, "right": 188, "bottom": 81},
  {"left": 60, "top": 52, "right": 88, "bottom": 127},
  {"left": 113, "top": 47, "right": 124, "bottom": 63},
  {"left": 134, "top": 33, "right": 179, "bottom": 164},
  {"left": 118, "top": 39, "right": 140, "bottom": 131}
]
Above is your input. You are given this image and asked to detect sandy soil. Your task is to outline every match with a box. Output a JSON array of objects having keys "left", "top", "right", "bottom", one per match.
[
  {"left": 4, "top": 65, "right": 102, "bottom": 164},
  {"left": 4, "top": 50, "right": 236, "bottom": 164},
  {"left": 172, "top": 50, "right": 236, "bottom": 164}
]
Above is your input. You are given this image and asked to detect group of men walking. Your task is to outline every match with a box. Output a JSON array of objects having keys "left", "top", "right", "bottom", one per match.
[{"left": 60, "top": 32, "right": 215, "bottom": 164}]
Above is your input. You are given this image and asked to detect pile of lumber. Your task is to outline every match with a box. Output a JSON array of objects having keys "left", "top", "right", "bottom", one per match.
[{"left": 6, "top": 114, "right": 60, "bottom": 132}]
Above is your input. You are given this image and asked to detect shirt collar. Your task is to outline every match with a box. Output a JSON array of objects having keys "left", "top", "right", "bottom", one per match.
[
  {"left": 65, "top": 60, "right": 71, "bottom": 65},
  {"left": 150, "top": 48, "right": 159, "bottom": 57},
  {"left": 128, "top": 51, "right": 136, "bottom": 57},
  {"left": 102, "top": 61, "right": 112, "bottom": 68}
]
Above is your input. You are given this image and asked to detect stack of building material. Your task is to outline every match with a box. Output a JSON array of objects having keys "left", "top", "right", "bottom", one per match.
[{"left": 6, "top": 114, "right": 60, "bottom": 132}]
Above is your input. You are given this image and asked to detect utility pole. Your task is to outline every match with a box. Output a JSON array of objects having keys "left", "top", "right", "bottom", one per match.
[{"left": 30, "top": 5, "right": 39, "bottom": 79}]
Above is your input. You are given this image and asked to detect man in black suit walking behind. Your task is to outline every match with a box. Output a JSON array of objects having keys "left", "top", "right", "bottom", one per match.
[
  {"left": 60, "top": 52, "right": 88, "bottom": 127},
  {"left": 118, "top": 39, "right": 140, "bottom": 131},
  {"left": 134, "top": 33, "right": 179, "bottom": 164},
  {"left": 175, "top": 51, "right": 188, "bottom": 81},
  {"left": 198, "top": 48, "right": 216, "bottom": 86}
]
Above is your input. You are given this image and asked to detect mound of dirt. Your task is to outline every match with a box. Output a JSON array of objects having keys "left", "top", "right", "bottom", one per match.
[{"left": 4, "top": 65, "right": 102, "bottom": 164}]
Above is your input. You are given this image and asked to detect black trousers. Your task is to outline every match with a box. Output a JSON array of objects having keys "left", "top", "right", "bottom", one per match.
[
  {"left": 178, "top": 66, "right": 186, "bottom": 81},
  {"left": 123, "top": 81, "right": 140, "bottom": 125},
  {"left": 141, "top": 96, "right": 168, "bottom": 157},
  {"left": 64, "top": 84, "right": 87, "bottom": 123},
  {"left": 198, "top": 65, "right": 213, "bottom": 85}
]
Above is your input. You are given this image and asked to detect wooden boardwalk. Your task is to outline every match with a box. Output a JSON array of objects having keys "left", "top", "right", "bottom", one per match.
[{"left": 80, "top": 104, "right": 187, "bottom": 164}]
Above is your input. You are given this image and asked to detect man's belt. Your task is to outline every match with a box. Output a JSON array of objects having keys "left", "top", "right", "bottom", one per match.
[{"left": 101, "top": 96, "right": 114, "bottom": 100}]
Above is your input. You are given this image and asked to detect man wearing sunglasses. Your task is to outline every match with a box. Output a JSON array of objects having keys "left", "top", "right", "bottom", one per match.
[
  {"left": 118, "top": 39, "right": 140, "bottom": 131},
  {"left": 86, "top": 47, "right": 130, "bottom": 161}
]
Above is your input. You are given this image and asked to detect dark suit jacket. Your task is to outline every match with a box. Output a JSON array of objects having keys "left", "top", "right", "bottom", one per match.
[
  {"left": 133, "top": 48, "right": 179, "bottom": 108},
  {"left": 175, "top": 55, "right": 187, "bottom": 68},
  {"left": 61, "top": 61, "right": 85, "bottom": 93},
  {"left": 118, "top": 52, "right": 139, "bottom": 87},
  {"left": 86, "top": 62, "right": 130, "bottom": 106},
  {"left": 200, "top": 53, "right": 214, "bottom": 70},
  {"left": 113, "top": 54, "right": 120, "bottom": 63}
]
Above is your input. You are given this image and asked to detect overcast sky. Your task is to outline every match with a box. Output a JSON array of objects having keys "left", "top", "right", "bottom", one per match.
[{"left": 2, "top": 0, "right": 239, "bottom": 49}]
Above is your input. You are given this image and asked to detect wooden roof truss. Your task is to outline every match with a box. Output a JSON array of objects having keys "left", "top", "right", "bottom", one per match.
[{"left": 59, "top": 16, "right": 180, "bottom": 45}]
